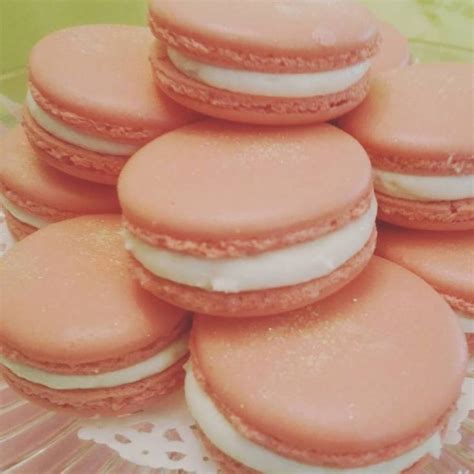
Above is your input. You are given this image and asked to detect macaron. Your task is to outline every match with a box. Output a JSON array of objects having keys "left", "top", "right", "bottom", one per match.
[
  {"left": 338, "top": 63, "right": 473, "bottom": 231},
  {"left": 187, "top": 257, "right": 467, "bottom": 474},
  {"left": 23, "top": 25, "right": 199, "bottom": 185},
  {"left": 372, "top": 21, "right": 411, "bottom": 74},
  {"left": 0, "top": 126, "right": 120, "bottom": 240},
  {"left": 119, "top": 119, "right": 377, "bottom": 317},
  {"left": 0, "top": 215, "right": 191, "bottom": 416},
  {"left": 148, "top": 0, "right": 380, "bottom": 125},
  {"left": 376, "top": 223, "right": 474, "bottom": 353}
]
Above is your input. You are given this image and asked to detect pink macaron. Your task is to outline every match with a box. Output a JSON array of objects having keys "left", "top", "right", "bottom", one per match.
[
  {"left": 339, "top": 63, "right": 473, "bottom": 230},
  {"left": 119, "top": 119, "right": 376, "bottom": 317},
  {"left": 148, "top": 0, "right": 380, "bottom": 125},
  {"left": 0, "top": 126, "right": 120, "bottom": 239},
  {"left": 0, "top": 215, "right": 191, "bottom": 416},
  {"left": 23, "top": 25, "right": 200, "bottom": 185}
]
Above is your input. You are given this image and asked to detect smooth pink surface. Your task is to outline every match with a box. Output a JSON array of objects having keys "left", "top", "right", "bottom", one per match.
[
  {"left": 338, "top": 63, "right": 473, "bottom": 174},
  {"left": 372, "top": 21, "right": 410, "bottom": 74},
  {"left": 192, "top": 257, "right": 467, "bottom": 456},
  {"left": 376, "top": 223, "right": 474, "bottom": 305},
  {"left": 119, "top": 120, "right": 372, "bottom": 242},
  {"left": 0, "top": 215, "right": 188, "bottom": 366},
  {"left": 29, "top": 25, "right": 199, "bottom": 139}
]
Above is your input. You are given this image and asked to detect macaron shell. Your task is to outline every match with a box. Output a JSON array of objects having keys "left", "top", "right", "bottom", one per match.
[
  {"left": 191, "top": 257, "right": 467, "bottom": 460},
  {"left": 372, "top": 21, "right": 410, "bottom": 74},
  {"left": 130, "top": 230, "right": 376, "bottom": 317},
  {"left": 119, "top": 120, "right": 373, "bottom": 243},
  {"left": 3, "top": 210, "right": 36, "bottom": 240},
  {"left": 338, "top": 63, "right": 474, "bottom": 173},
  {"left": 0, "top": 126, "right": 121, "bottom": 212},
  {"left": 23, "top": 108, "right": 126, "bottom": 185},
  {"left": 467, "top": 334, "right": 474, "bottom": 354},
  {"left": 28, "top": 25, "right": 199, "bottom": 140},
  {"left": 0, "top": 215, "right": 189, "bottom": 368},
  {"left": 196, "top": 429, "right": 258, "bottom": 474},
  {"left": 376, "top": 223, "right": 474, "bottom": 307},
  {"left": 376, "top": 192, "right": 474, "bottom": 231},
  {"left": 196, "top": 427, "right": 431, "bottom": 474},
  {"left": 151, "top": 50, "right": 371, "bottom": 125},
  {"left": 149, "top": 0, "right": 379, "bottom": 72},
  {"left": 1, "top": 356, "right": 186, "bottom": 417}
]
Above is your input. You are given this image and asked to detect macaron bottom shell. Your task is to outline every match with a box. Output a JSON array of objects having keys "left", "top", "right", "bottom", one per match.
[
  {"left": 467, "top": 334, "right": 474, "bottom": 355},
  {"left": 1, "top": 356, "right": 187, "bottom": 417},
  {"left": 150, "top": 51, "right": 371, "bottom": 126},
  {"left": 130, "top": 229, "right": 376, "bottom": 317},
  {"left": 3, "top": 210, "right": 36, "bottom": 240},
  {"left": 195, "top": 427, "right": 432, "bottom": 474},
  {"left": 23, "top": 108, "right": 127, "bottom": 186},
  {"left": 376, "top": 193, "right": 474, "bottom": 231}
]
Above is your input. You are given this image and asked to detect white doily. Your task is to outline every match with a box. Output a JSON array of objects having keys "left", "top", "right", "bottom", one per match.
[
  {"left": 77, "top": 390, "right": 217, "bottom": 472},
  {"left": 1, "top": 209, "right": 473, "bottom": 472}
]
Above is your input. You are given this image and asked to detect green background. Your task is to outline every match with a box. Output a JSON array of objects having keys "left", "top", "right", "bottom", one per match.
[{"left": 0, "top": 0, "right": 473, "bottom": 103}]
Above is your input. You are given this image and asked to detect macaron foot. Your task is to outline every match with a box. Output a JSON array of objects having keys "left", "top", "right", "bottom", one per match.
[
  {"left": 466, "top": 334, "right": 474, "bottom": 356},
  {"left": 1, "top": 356, "right": 187, "bottom": 417},
  {"left": 197, "top": 427, "right": 258, "bottom": 474},
  {"left": 130, "top": 229, "right": 376, "bottom": 317},
  {"left": 376, "top": 193, "right": 474, "bottom": 231},
  {"left": 3, "top": 210, "right": 36, "bottom": 240},
  {"left": 151, "top": 53, "right": 371, "bottom": 125},
  {"left": 23, "top": 109, "right": 125, "bottom": 186}
]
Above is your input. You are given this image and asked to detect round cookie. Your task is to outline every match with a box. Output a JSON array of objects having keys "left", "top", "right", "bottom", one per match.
[
  {"left": 338, "top": 63, "right": 473, "bottom": 230},
  {"left": 187, "top": 257, "right": 467, "bottom": 473},
  {"left": 0, "top": 126, "right": 120, "bottom": 240},
  {"left": 372, "top": 21, "right": 411, "bottom": 74},
  {"left": 0, "top": 215, "right": 191, "bottom": 416},
  {"left": 376, "top": 223, "right": 474, "bottom": 353},
  {"left": 23, "top": 25, "right": 200, "bottom": 185},
  {"left": 119, "top": 119, "right": 377, "bottom": 317},
  {"left": 148, "top": 0, "right": 380, "bottom": 125}
]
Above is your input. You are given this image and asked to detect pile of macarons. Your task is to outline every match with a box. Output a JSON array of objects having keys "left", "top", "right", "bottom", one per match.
[{"left": 0, "top": 1, "right": 472, "bottom": 473}]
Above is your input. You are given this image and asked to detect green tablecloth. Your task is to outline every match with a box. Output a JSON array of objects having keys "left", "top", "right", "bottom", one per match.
[{"left": 0, "top": 0, "right": 473, "bottom": 117}]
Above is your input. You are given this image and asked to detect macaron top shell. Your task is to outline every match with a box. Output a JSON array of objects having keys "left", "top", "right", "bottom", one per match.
[
  {"left": 149, "top": 0, "right": 379, "bottom": 72},
  {"left": 119, "top": 120, "right": 372, "bottom": 243},
  {"left": 372, "top": 21, "right": 410, "bottom": 74},
  {"left": 192, "top": 257, "right": 467, "bottom": 456},
  {"left": 338, "top": 63, "right": 473, "bottom": 173},
  {"left": 0, "top": 127, "right": 120, "bottom": 213},
  {"left": 29, "top": 25, "right": 199, "bottom": 141},
  {"left": 377, "top": 224, "right": 474, "bottom": 305},
  {"left": 0, "top": 215, "right": 189, "bottom": 366}
]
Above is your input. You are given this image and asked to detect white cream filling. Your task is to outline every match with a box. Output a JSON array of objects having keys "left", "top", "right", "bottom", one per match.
[
  {"left": 167, "top": 47, "right": 371, "bottom": 98},
  {"left": 0, "top": 192, "right": 50, "bottom": 229},
  {"left": 0, "top": 333, "right": 189, "bottom": 390},
  {"left": 455, "top": 310, "right": 474, "bottom": 334},
  {"left": 124, "top": 197, "right": 377, "bottom": 293},
  {"left": 374, "top": 168, "right": 474, "bottom": 201},
  {"left": 26, "top": 90, "right": 140, "bottom": 156},
  {"left": 185, "top": 365, "right": 442, "bottom": 474}
]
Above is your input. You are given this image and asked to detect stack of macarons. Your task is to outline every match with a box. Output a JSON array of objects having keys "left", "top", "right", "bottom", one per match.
[
  {"left": 0, "top": 1, "right": 471, "bottom": 472},
  {"left": 338, "top": 62, "right": 474, "bottom": 348},
  {"left": 1, "top": 24, "right": 199, "bottom": 239}
]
